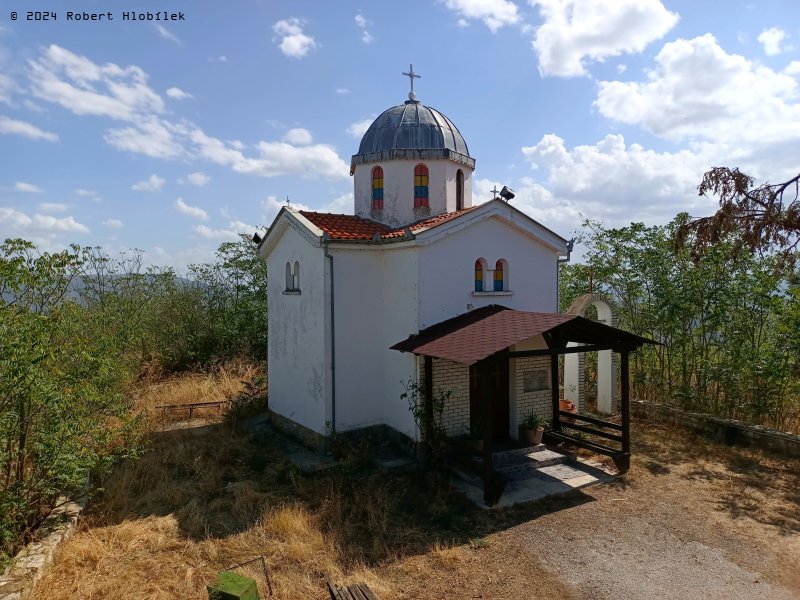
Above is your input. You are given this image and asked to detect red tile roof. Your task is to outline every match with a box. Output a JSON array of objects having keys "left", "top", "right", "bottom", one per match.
[
  {"left": 298, "top": 207, "right": 476, "bottom": 241},
  {"left": 391, "top": 305, "right": 655, "bottom": 365}
]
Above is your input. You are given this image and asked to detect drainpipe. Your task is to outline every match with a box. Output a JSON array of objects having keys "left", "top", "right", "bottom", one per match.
[
  {"left": 323, "top": 233, "right": 336, "bottom": 434},
  {"left": 556, "top": 237, "right": 575, "bottom": 312}
]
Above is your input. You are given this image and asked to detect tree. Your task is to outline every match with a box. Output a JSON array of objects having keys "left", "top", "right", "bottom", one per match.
[{"left": 676, "top": 167, "right": 800, "bottom": 265}]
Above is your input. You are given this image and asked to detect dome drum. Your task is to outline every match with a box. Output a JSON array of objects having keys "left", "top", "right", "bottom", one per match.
[{"left": 350, "top": 148, "right": 475, "bottom": 173}]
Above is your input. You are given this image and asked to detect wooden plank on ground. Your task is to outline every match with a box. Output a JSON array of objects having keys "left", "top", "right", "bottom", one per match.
[{"left": 355, "top": 583, "right": 380, "bottom": 600}]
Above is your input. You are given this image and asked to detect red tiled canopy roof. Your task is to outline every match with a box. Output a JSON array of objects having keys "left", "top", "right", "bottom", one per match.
[
  {"left": 391, "top": 305, "right": 654, "bottom": 365},
  {"left": 299, "top": 207, "right": 476, "bottom": 241}
]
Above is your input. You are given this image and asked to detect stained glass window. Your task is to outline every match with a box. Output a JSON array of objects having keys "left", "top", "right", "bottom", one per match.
[
  {"left": 372, "top": 166, "right": 384, "bottom": 210},
  {"left": 475, "top": 259, "right": 484, "bottom": 292},
  {"left": 494, "top": 260, "right": 504, "bottom": 291},
  {"left": 414, "top": 164, "right": 429, "bottom": 208}
]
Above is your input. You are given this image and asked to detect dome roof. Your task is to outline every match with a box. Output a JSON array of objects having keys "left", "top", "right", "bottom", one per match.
[{"left": 351, "top": 100, "right": 475, "bottom": 170}]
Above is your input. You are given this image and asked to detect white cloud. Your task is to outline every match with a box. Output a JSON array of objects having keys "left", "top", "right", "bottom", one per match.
[
  {"left": 355, "top": 13, "right": 374, "bottom": 44},
  {"left": 272, "top": 18, "right": 317, "bottom": 58},
  {"left": 131, "top": 174, "right": 165, "bottom": 191},
  {"left": 594, "top": 34, "right": 800, "bottom": 167},
  {"left": 0, "top": 73, "right": 13, "bottom": 105},
  {"left": 786, "top": 61, "right": 800, "bottom": 76},
  {"left": 190, "top": 127, "right": 349, "bottom": 179},
  {"left": 38, "top": 202, "right": 68, "bottom": 213},
  {"left": 0, "top": 207, "right": 90, "bottom": 238},
  {"left": 28, "top": 45, "right": 164, "bottom": 120},
  {"left": 102, "top": 218, "right": 123, "bottom": 229},
  {"left": 336, "top": 88, "right": 350, "bottom": 95},
  {"left": 105, "top": 117, "right": 186, "bottom": 159},
  {"left": 441, "top": 0, "right": 519, "bottom": 32},
  {"left": 283, "top": 127, "right": 313, "bottom": 145},
  {"left": 531, "top": 0, "right": 678, "bottom": 77},
  {"left": 74, "top": 188, "right": 101, "bottom": 202},
  {"left": 616, "top": 64, "right": 627, "bottom": 74},
  {"left": 347, "top": 118, "right": 373, "bottom": 138},
  {"left": 261, "top": 192, "right": 354, "bottom": 224},
  {"left": 166, "top": 86, "right": 192, "bottom": 99},
  {"left": 757, "top": 27, "right": 788, "bottom": 56},
  {"left": 518, "top": 133, "right": 713, "bottom": 226},
  {"left": 155, "top": 24, "right": 181, "bottom": 45},
  {"left": 14, "top": 182, "right": 43, "bottom": 193},
  {"left": 194, "top": 220, "right": 253, "bottom": 241},
  {"left": 175, "top": 197, "right": 208, "bottom": 221},
  {"left": 181, "top": 171, "right": 210, "bottom": 187},
  {"left": 0, "top": 115, "right": 58, "bottom": 142}
]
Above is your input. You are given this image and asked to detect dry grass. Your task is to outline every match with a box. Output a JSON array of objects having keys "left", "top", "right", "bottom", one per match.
[
  {"left": 33, "top": 373, "right": 800, "bottom": 600},
  {"left": 132, "top": 359, "right": 264, "bottom": 429}
]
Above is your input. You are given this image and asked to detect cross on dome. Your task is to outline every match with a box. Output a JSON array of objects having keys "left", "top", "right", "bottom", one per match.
[{"left": 402, "top": 64, "right": 421, "bottom": 101}]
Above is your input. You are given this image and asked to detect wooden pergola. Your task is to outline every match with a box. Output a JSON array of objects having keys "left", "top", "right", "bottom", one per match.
[{"left": 392, "top": 305, "right": 656, "bottom": 505}]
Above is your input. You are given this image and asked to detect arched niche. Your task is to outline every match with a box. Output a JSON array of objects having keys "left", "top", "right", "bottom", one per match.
[{"left": 564, "top": 293, "right": 619, "bottom": 414}]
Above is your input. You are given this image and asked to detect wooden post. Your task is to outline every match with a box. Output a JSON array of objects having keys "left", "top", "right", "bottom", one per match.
[
  {"left": 619, "top": 349, "right": 631, "bottom": 471},
  {"left": 424, "top": 356, "right": 434, "bottom": 443},
  {"left": 481, "top": 358, "right": 493, "bottom": 505},
  {"left": 550, "top": 353, "right": 560, "bottom": 433}
]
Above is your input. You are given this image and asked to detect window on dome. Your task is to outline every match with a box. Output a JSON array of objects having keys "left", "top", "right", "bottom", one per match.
[
  {"left": 494, "top": 260, "right": 505, "bottom": 291},
  {"left": 414, "top": 164, "right": 429, "bottom": 208},
  {"left": 456, "top": 169, "right": 464, "bottom": 210},
  {"left": 474, "top": 258, "right": 486, "bottom": 292},
  {"left": 372, "top": 166, "right": 384, "bottom": 210}
]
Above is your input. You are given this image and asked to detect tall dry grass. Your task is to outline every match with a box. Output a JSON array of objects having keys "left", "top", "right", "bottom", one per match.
[
  {"left": 33, "top": 402, "right": 477, "bottom": 599},
  {"left": 132, "top": 359, "right": 264, "bottom": 429}
]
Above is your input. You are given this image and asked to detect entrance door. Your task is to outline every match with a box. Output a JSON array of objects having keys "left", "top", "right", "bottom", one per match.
[{"left": 469, "top": 359, "right": 510, "bottom": 440}]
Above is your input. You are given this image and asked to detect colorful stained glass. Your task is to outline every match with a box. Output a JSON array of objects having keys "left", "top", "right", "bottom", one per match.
[
  {"left": 474, "top": 260, "right": 483, "bottom": 292},
  {"left": 494, "top": 260, "right": 504, "bottom": 291},
  {"left": 372, "top": 166, "right": 384, "bottom": 210},
  {"left": 414, "top": 164, "right": 429, "bottom": 208}
]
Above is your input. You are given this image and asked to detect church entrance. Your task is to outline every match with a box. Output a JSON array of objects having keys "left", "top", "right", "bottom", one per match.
[{"left": 469, "top": 360, "right": 510, "bottom": 440}]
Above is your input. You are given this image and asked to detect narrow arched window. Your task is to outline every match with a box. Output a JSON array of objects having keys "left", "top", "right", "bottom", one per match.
[
  {"left": 293, "top": 261, "right": 300, "bottom": 291},
  {"left": 494, "top": 260, "right": 504, "bottom": 291},
  {"left": 285, "top": 262, "right": 293, "bottom": 291},
  {"left": 474, "top": 259, "right": 484, "bottom": 292},
  {"left": 372, "top": 166, "right": 384, "bottom": 210},
  {"left": 414, "top": 164, "right": 429, "bottom": 208},
  {"left": 456, "top": 169, "right": 464, "bottom": 210}
]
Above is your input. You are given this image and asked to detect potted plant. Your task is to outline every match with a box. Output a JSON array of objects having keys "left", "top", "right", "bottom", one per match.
[{"left": 520, "top": 412, "right": 547, "bottom": 446}]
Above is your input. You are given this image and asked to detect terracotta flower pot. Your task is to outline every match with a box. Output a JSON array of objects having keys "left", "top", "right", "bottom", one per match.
[
  {"left": 559, "top": 399, "right": 578, "bottom": 423},
  {"left": 522, "top": 426, "right": 545, "bottom": 446}
]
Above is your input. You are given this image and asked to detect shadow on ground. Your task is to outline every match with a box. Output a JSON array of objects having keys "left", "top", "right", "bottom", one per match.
[
  {"left": 86, "top": 421, "right": 599, "bottom": 568},
  {"left": 632, "top": 416, "right": 800, "bottom": 536}
]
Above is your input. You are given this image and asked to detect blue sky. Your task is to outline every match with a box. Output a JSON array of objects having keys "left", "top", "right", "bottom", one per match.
[{"left": 1, "top": 0, "right": 799, "bottom": 269}]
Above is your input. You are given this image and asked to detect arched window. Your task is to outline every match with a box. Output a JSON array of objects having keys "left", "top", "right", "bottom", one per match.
[
  {"left": 474, "top": 259, "right": 485, "bottom": 292},
  {"left": 494, "top": 260, "right": 505, "bottom": 291},
  {"left": 414, "top": 164, "right": 429, "bottom": 208},
  {"left": 371, "top": 166, "right": 384, "bottom": 210},
  {"left": 456, "top": 169, "right": 464, "bottom": 211},
  {"left": 285, "top": 261, "right": 300, "bottom": 292}
]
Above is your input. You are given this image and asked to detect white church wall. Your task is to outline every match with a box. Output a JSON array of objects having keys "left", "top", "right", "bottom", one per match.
[
  {"left": 380, "top": 247, "right": 420, "bottom": 438},
  {"left": 354, "top": 160, "right": 471, "bottom": 227},
  {"left": 267, "top": 226, "right": 328, "bottom": 435},
  {"left": 328, "top": 247, "right": 390, "bottom": 431},
  {"left": 417, "top": 215, "right": 560, "bottom": 329}
]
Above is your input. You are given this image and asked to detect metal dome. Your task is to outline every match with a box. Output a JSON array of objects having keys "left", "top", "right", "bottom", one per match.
[{"left": 351, "top": 100, "right": 475, "bottom": 170}]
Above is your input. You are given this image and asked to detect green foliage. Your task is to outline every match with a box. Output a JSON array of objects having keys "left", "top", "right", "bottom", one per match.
[
  {"left": 0, "top": 234, "right": 268, "bottom": 563},
  {"left": 561, "top": 216, "right": 800, "bottom": 430},
  {"left": 402, "top": 377, "right": 450, "bottom": 470},
  {"left": 521, "top": 412, "right": 547, "bottom": 431}
]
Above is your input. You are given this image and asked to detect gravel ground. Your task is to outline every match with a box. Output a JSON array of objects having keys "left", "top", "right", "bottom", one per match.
[{"left": 384, "top": 418, "right": 800, "bottom": 599}]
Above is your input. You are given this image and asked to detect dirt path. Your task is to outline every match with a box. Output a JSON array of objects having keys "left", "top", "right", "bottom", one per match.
[{"left": 381, "top": 420, "right": 800, "bottom": 599}]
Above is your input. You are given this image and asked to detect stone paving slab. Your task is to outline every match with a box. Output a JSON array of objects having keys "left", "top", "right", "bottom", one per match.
[{"left": 453, "top": 455, "right": 617, "bottom": 509}]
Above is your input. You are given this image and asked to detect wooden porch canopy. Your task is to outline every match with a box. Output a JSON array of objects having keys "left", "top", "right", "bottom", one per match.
[{"left": 391, "top": 304, "right": 656, "bottom": 505}]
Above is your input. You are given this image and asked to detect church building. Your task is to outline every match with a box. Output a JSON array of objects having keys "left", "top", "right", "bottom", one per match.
[
  {"left": 258, "top": 70, "right": 577, "bottom": 448},
  {"left": 257, "top": 70, "right": 649, "bottom": 479}
]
